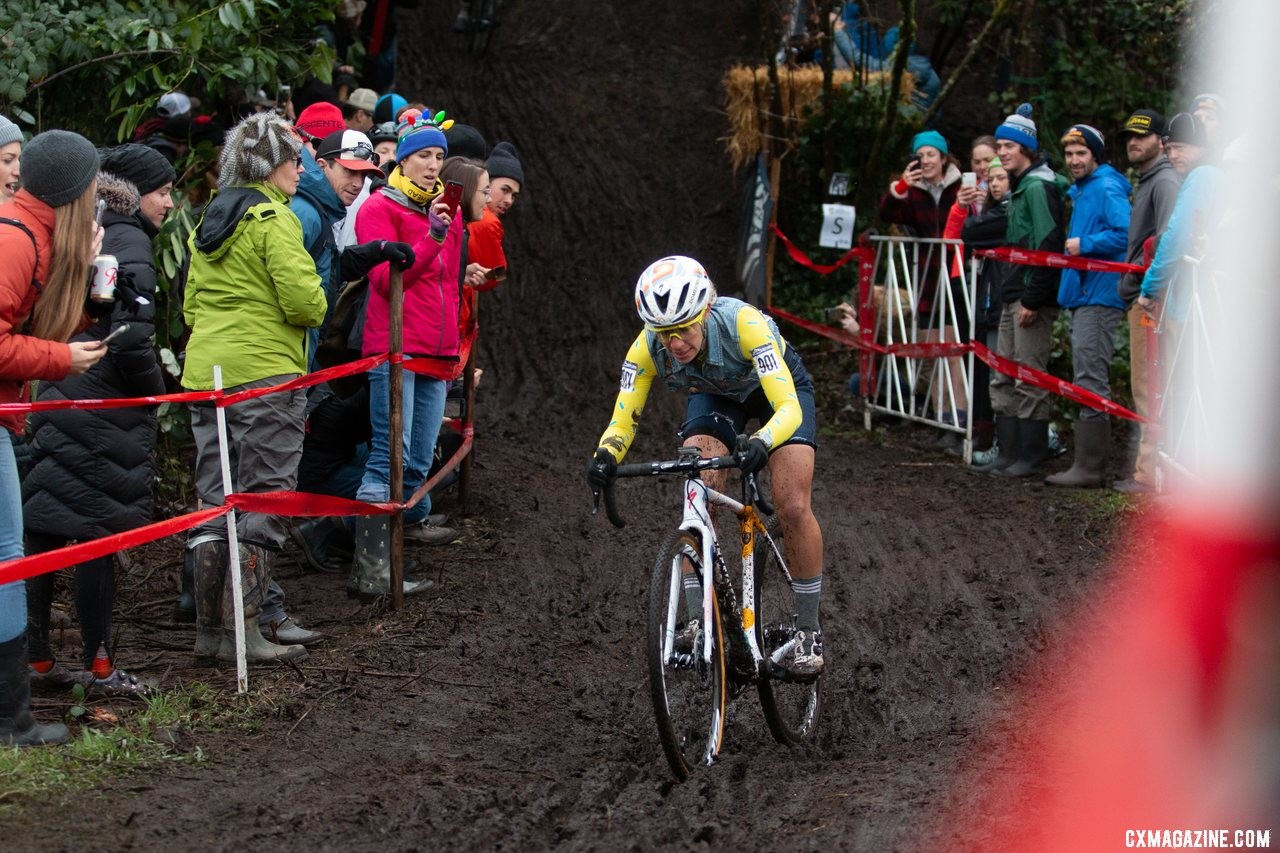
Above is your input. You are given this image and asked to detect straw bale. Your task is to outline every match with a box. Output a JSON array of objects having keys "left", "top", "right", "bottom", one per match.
[{"left": 723, "top": 65, "right": 914, "bottom": 169}]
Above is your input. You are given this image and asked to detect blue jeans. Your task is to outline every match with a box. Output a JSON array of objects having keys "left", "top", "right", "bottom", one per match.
[
  {"left": 0, "top": 430, "right": 26, "bottom": 642},
  {"left": 357, "top": 364, "right": 446, "bottom": 521}
]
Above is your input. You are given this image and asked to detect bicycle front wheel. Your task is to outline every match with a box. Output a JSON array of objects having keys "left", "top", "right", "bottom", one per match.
[
  {"left": 647, "top": 529, "right": 726, "bottom": 781},
  {"left": 754, "top": 519, "right": 822, "bottom": 744}
]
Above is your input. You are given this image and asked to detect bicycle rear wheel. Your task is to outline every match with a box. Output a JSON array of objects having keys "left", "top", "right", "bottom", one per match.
[
  {"left": 754, "top": 520, "right": 822, "bottom": 744},
  {"left": 647, "top": 529, "right": 726, "bottom": 781}
]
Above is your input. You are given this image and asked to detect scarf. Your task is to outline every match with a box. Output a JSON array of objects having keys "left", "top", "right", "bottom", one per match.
[{"left": 388, "top": 165, "right": 442, "bottom": 207}]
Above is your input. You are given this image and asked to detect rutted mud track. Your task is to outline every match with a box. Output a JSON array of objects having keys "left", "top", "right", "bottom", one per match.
[{"left": 11, "top": 3, "right": 1123, "bottom": 849}]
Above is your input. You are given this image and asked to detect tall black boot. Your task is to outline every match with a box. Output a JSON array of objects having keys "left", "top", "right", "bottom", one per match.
[
  {"left": 0, "top": 634, "right": 69, "bottom": 747},
  {"left": 999, "top": 419, "right": 1051, "bottom": 478},
  {"left": 1045, "top": 418, "right": 1111, "bottom": 488},
  {"left": 173, "top": 548, "right": 196, "bottom": 623},
  {"left": 972, "top": 415, "right": 1019, "bottom": 476},
  {"left": 347, "top": 515, "right": 434, "bottom": 603}
]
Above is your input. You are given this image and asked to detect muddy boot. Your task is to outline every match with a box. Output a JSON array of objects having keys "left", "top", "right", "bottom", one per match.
[
  {"left": 347, "top": 515, "right": 434, "bottom": 603},
  {"left": 972, "top": 416, "right": 1019, "bottom": 476},
  {"left": 191, "top": 539, "right": 229, "bottom": 660},
  {"left": 0, "top": 635, "right": 69, "bottom": 747},
  {"left": 998, "top": 419, "right": 1051, "bottom": 478},
  {"left": 290, "top": 517, "right": 352, "bottom": 574},
  {"left": 1045, "top": 418, "right": 1111, "bottom": 488},
  {"left": 219, "top": 543, "right": 307, "bottom": 664},
  {"left": 173, "top": 548, "right": 196, "bottom": 624}
]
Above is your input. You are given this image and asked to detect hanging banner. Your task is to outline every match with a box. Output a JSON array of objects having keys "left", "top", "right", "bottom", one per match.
[
  {"left": 819, "top": 204, "right": 856, "bottom": 249},
  {"left": 736, "top": 154, "right": 773, "bottom": 307}
]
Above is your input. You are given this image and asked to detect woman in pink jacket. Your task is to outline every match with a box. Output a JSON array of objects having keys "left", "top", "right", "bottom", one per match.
[{"left": 349, "top": 109, "right": 464, "bottom": 600}]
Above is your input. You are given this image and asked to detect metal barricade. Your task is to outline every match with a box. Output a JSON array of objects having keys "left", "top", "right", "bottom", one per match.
[{"left": 860, "top": 235, "right": 977, "bottom": 460}]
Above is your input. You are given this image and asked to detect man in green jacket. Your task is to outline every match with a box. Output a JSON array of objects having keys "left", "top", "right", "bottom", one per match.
[
  {"left": 181, "top": 113, "right": 328, "bottom": 665},
  {"left": 975, "top": 103, "right": 1070, "bottom": 478}
]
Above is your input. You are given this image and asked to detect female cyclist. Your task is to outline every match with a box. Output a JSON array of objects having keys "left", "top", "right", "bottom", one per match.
[{"left": 584, "top": 256, "right": 825, "bottom": 678}]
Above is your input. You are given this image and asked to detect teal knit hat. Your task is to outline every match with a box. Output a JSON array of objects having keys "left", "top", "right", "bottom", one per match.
[{"left": 911, "top": 130, "right": 948, "bottom": 156}]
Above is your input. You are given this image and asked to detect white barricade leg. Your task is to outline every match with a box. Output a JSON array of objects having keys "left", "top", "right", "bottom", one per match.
[{"left": 212, "top": 365, "right": 249, "bottom": 694}]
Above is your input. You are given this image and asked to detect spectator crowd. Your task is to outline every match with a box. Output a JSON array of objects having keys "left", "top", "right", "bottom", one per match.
[
  {"left": 833, "top": 94, "right": 1227, "bottom": 494},
  {"left": 0, "top": 10, "right": 525, "bottom": 745}
]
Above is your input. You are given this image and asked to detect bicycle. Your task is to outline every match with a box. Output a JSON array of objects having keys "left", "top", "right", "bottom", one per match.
[{"left": 593, "top": 443, "right": 822, "bottom": 781}]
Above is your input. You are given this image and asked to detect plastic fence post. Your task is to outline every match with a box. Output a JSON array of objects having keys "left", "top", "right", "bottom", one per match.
[{"left": 213, "top": 365, "right": 248, "bottom": 693}]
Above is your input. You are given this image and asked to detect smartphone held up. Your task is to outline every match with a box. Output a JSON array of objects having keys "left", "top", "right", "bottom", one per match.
[{"left": 439, "top": 180, "right": 465, "bottom": 214}]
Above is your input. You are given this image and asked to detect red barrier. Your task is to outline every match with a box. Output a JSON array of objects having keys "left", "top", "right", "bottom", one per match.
[
  {"left": 766, "top": 304, "right": 1144, "bottom": 422},
  {"left": 976, "top": 246, "right": 1146, "bottom": 275},
  {"left": 769, "top": 225, "right": 866, "bottom": 275},
  {"left": 0, "top": 354, "right": 390, "bottom": 414}
]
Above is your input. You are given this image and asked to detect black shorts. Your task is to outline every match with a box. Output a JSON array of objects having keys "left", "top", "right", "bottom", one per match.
[{"left": 678, "top": 347, "right": 818, "bottom": 451}]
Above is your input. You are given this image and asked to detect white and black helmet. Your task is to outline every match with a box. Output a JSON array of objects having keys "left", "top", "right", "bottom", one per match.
[{"left": 634, "top": 255, "right": 714, "bottom": 330}]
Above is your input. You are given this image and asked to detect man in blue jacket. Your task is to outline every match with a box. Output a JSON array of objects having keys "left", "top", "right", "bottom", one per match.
[{"left": 1045, "top": 124, "right": 1132, "bottom": 488}]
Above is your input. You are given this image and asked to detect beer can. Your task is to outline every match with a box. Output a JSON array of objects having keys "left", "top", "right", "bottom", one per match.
[{"left": 91, "top": 254, "right": 118, "bottom": 302}]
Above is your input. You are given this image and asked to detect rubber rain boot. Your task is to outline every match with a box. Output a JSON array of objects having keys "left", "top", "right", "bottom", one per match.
[
  {"left": 973, "top": 416, "right": 1019, "bottom": 475},
  {"left": 291, "top": 517, "right": 351, "bottom": 574},
  {"left": 347, "top": 515, "right": 434, "bottom": 603},
  {"left": 998, "top": 419, "right": 1051, "bottom": 478},
  {"left": 0, "top": 635, "right": 69, "bottom": 747},
  {"left": 218, "top": 543, "right": 307, "bottom": 664},
  {"left": 191, "top": 539, "right": 229, "bottom": 660},
  {"left": 173, "top": 548, "right": 196, "bottom": 623},
  {"left": 1045, "top": 418, "right": 1111, "bottom": 488}
]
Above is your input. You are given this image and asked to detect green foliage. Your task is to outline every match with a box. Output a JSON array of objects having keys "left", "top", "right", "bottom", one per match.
[
  {"left": 0, "top": 0, "right": 336, "bottom": 139},
  {"left": 994, "top": 0, "right": 1194, "bottom": 163},
  {"left": 772, "top": 79, "right": 921, "bottom": 318}
]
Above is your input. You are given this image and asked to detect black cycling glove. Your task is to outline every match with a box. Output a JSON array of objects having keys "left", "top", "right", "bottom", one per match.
[
  {"left": 585, "top": 448, "right": 617, "bottom": 491},
  {"left": 737, "top": 435, "right": 770, "bottom": 476}
]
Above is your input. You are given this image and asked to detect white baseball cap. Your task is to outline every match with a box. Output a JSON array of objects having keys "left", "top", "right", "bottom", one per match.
[
  {"left": 315, "top": 129, "right": 384, "bottom": 175},
  {"left": 157, "top": 91, "right": 192, "bottom": 118}
]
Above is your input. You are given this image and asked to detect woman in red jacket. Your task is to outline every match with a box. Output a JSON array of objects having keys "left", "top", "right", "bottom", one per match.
[{"left": 0, "top": 129, "right": 107, "bottom": 746}]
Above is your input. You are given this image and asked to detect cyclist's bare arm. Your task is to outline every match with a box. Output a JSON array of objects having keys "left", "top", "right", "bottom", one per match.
[{"left": 596, "top": 332, "right": 656, "bottom": 463}]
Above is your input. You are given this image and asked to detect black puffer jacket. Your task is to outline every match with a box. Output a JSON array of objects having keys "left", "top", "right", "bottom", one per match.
[
  {"left": 961, "top": 196, "right": 1013, "bottom": 331},
  {"left": 22, "top": 172, "right": 166, "bottom": 539}
]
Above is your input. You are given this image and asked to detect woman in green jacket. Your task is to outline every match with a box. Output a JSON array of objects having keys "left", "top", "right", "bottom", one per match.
[{"left": 181, "top": 113, "right": 327, "bottom": 665}]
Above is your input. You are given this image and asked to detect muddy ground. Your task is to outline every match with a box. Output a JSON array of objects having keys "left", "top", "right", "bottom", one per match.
[{"left": 10, "top": 3, "right": 1135, "bottom": 850}]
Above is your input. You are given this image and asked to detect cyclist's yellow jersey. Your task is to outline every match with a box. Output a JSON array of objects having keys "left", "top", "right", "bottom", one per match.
[{"left": 597, "top": 298, "right": 802, "bottom": 462}]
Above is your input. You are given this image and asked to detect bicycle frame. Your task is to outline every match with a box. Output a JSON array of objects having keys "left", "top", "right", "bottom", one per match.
[{"left": 662, "top": 475, "right": 784, "bottom": 673}]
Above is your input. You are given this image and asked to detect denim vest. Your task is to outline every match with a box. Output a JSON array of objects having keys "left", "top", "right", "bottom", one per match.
[{"left": 645, "top": 298, "right": 785, "bottom": 402}]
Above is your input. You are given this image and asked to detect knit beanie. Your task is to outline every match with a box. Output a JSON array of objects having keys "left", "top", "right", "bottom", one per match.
[
  {"left": 911, "top": 129, "right": 948, "bottom": 156},
  {"left": 1189, "top": 93, "right": 1226, "bottom": 116},
  {"left": 100, "top": 143, "right": 177, "bottom": 195},
  {"left": 1061, "top": 123, "right": 1106, "bottom": 163},
  {"left": 295, "top": 102, "right": 345, "bottom": 141},
  {"left": 0, "top": 114, "right": 22, "bottom": 148},
  {"left": 1164, "top": 112, "right": 1209, "bottom": 148},
  {"left": 22, "top": 129, "right": 99, "bottom": 207},
  {"left": 396, "top": 108, "right": 451, "bottom": 161},
  {"left": 217, "top": 113, "right": 302, "bottom": 188},
  {"left": 486, "top": 141, "right": 524, "bottom": 186},
  {"left": 995, "top": 103, "right": 1038, "bottom": 152},
  {"left": 443, "top": 123, "right": 487, "bottom": 161},
  {"left": 987, "top": 155, "right": 1007, "bottom": 176},
  {"left": 374, "top": 93, "right": 408, "bottom": 125}
]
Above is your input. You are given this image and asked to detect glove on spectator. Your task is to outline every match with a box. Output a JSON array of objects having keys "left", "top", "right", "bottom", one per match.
[
  {"left": 340, "top": 240, "right": 416, "bottom": 281},
  {"left": 428, "top": 209, "right": 449, "bottom": 241},
  {"left": 584, "top": 448, "right": 616, "bottom": 491}
]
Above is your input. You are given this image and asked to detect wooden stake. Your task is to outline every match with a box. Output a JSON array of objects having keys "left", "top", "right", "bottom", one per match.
[{"left": 388, "top": 267, "right": 405, "bottom": 610}]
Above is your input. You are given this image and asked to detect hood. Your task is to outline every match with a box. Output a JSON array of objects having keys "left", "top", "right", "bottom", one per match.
[
  {"left": 192, "top": 185, "right": 272, "bottom": 258},
  {"left": 1137, "top": 155, "right": 1174, "bottom": 185},
  {"left": 911, "top": 161, "right": 963, "bottom": 193},
  {"left": 97, "top": 171, "right": 140, "bottom": 216},
  {"left": 1068, "top": 162, "right": 1132, "bottom": 201},
  {"left": 294, "top": 147, "right": 346, "bottom": 222},
  {"left": 1014, "top": 158, "right": 1069, "bottom": 194}
]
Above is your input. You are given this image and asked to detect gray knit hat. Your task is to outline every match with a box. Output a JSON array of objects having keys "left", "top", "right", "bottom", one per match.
[
  {"left": 0, "top": 115, "right": 21, "bottom": 148},
  {"left": 23, "top": 129, "right": 99, "bottom": 207},
  {"left": 217, "top": 113, "right": 301, "bottom": 188}
]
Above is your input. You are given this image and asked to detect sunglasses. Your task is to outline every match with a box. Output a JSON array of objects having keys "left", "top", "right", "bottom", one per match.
[{"left": 317, "top": 140, "right": 380, "bottom": 167}]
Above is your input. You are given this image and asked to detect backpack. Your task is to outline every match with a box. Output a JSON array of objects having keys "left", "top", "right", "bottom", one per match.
[
  {"left": 314, "top": 275, "right": 370, "bottom": 398},
  {"left": 0, "top": 216, "right": 43, "bottom": 333}
]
